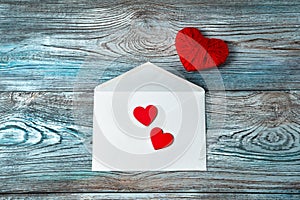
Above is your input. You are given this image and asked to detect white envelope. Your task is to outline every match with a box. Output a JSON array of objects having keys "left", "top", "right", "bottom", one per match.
[{"left": 93, "top": 62, "right": 206, "bottom": 171}]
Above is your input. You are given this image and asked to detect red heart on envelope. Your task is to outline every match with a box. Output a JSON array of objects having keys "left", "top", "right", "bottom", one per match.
[
  {"left": 133, "top": 105, "right": 158, "bottom": 126},
  {"left": 150, "top": 127, "right": 174, "bottom": 150},
  {"left": 175, "top": 27, "right": 229, "bottom": 71}
]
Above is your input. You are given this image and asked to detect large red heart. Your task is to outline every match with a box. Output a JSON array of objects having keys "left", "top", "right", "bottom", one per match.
[
  {"left": 150, "top": 127, "right": 174, "bottom": 150},
  {"left": 133, "top": 105, "right": 158, "bottom": 126},
  {"left": 175, "top": 27, "right": 229, "bottom": 71}
]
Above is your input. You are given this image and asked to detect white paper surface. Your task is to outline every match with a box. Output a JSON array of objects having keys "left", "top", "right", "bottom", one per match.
[{"left": 92, "top": 62, "right": 206, "bottom": 171}]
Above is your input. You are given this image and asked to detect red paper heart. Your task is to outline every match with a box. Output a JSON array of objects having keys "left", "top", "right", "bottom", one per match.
[
  {"left": 150, "top": 127, "right": 174, "bottom": 150},
  {"left": 133, "top": 105, "right": 158, "bottom": 126},
  {"left": 175, "top": 27, "right": 229, "bottom": 71}
]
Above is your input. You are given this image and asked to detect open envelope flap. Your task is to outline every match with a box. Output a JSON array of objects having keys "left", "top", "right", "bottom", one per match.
[{"left": 94, "top": 62, "right": 205, "bottom": 93}]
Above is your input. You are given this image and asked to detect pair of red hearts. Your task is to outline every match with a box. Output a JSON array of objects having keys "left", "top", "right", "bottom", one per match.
[
  {"left": 133, "top": 105, "right": 174, "bottom": 150},
  {"left": 175, "top": 27, "right": 229, "bottom": 71}
]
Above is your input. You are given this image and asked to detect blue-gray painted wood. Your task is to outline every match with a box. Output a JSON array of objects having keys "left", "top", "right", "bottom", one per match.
[
  {"left": 1, "top": 193, "right": 300, "bottom": 200},
  {"left": 0, "top": 0, "right": 299, "bottom": 198},
  {"left": 0, "top": 91, "right": 299, "bottom": 194},
  {"left": 0, "top": 0, "right": 299, "bottom": 91}
]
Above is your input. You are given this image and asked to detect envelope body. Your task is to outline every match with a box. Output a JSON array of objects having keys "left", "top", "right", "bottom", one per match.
[{"left": 93, "top": 62, "right": 206, "bottom": 171}]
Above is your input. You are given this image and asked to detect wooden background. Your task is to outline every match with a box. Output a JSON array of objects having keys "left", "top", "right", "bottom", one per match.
[{"left": 0, "top": 0, "right": 299, "bottom": 199}]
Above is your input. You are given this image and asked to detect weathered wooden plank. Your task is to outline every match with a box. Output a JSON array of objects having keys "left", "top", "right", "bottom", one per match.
[
  {"left": 0, "top": 0, "right": 299, "bottom": 91},
  {"left": 1, "top": 193, "right": 300, "bottom": 200},
  {"left": 0, "top": 91, "right": 299, "bottom": 193}
]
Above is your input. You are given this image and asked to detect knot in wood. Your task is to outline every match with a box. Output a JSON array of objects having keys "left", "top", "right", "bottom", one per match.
[{"left": 259, "top": 93, "right": 291, "bottom": 127}]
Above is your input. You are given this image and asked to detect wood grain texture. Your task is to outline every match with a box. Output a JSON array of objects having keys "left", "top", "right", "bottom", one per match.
[
  {"left": 0, "top": 91, "right": 299, "bottom": 193},
  {"left": 1, "top": 193, "right": 300, "bottom": 200},
  {"left": 0, "top": 0, "right": 299, "bottom": 197},
  {"left": 0, "top": 0, "right": 299, "bottom": 91}
]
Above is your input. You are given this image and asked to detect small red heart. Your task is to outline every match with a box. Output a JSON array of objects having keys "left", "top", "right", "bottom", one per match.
[
  {"left": 133, "top": 105, "right": 158, "bottom": 126},
  {"left": 175, "top": 27, "right": 229, "bottom": 71},
  {"left": 150, "top": 127, "right": 174, "bottom": 150}
]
